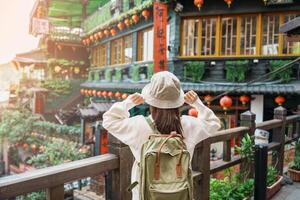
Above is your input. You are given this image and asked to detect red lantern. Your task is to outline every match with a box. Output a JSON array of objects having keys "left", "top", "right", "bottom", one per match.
[
  {"left": 188, "top": 108, "right": 198, "bottom": 118},
  {"left": 80, "top": 89, "right": 85, "bottom": 95},
  {"left": 132, "top": 14, "right": 139, "bottom": 24},
  {"left": 122, "top": 93, "right": 128, "bottom": 99},
  {"left": 104, "top": 29, "right": 110, "bottom": 37},
  {"left": 224, "top": 0, "right": 233, "bottom": 7},
  {"left": 84, "top": 89, "right": 89, "bottom": 96},
  {"left": 97, "top": 31, "right": 103, "bottom": 39},
  {"left": 110, "top": 28, "right": 117, "bottom": 36},
  {"left": 92, "top": 90, "right": 97, "bottom": 96},
  {"left": 94, "top": 33, "right": 99, "bottom": 40},
  {"left": 97, "top": 91, "right": 102, "bottom": 97},
  {"left": 90, "top": 35, "right": 94, "bottom": 42},
  {"left": 108, "top": 91, "right": 114, "bottom": 97},
  {"left": 82, "top": 39, "right": 86, "bottom": 46},
  {"left": 124, "top": 18, "right": 131, "bottom": 27},
  {"left": 115, "top": 92, "right": 122, "bottom": 98},
  {"left": 102, "top": 91, "right": 108, "bottom": 97},
  {"left": 239, "top": 95, "right": 250, "bottom": 106},
  {"left": 31, "top": 144, "right": 37, "bottom": 152},
  {"left": 142, "top": 10, "right": 150, "bottom": 20},
  {"left": 204, "top": 95, "right": 213, "bottom": 106},
  {"left": 23, "top": 143, "right": 29, "bottom": 150},
  {"left": 117, "top": 22, "right": 125, "bottom": 31},
  {"left": 88, "top": 90, "right": 93, "bottom": 96},
  {"left": 194, "top": 0, "right": 204, "bottom": 10},
  {"left": 86, "top": 38, "right": 90, "bottom": 45},
  {"left": 220, "top": 96, "right": 233, "bottom": 110},
  {"left": 275, "top": 96, "right": 285, "bottom": 106}
]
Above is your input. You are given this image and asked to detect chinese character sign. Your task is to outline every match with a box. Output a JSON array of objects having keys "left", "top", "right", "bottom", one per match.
[
  {"left": 32, "top": 18, "right": 49, "bottom": 35},
  {"left": 153, "top": 2, "right": 168, "bottom": 72}
]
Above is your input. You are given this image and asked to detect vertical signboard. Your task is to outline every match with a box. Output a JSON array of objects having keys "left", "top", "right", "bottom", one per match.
[{"left": 153, "top": 2, "right": 168, "bottom": 72}]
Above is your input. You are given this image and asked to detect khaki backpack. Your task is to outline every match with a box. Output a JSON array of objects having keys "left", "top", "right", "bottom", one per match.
[{"left": 138, "top": 117, "right": 193, "bottom": 200}]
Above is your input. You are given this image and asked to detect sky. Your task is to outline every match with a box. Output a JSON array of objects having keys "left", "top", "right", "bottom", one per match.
[{"left": 0, "top": 0, "right": 38, "bottom": 64}]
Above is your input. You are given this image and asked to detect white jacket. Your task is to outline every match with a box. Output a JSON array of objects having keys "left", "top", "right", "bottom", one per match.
[{"left": 103, "top": 96, "right": 221, "bottom": 200}]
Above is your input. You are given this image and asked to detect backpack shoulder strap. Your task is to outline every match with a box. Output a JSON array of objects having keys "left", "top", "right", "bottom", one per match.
[{"left": 145, "top": 116, "right": 160, "bottom": 134}]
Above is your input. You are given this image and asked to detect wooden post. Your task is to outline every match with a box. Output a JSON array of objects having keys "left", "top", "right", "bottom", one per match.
[
  {"left": 46, "top": 184, "right": 64, "bottom": 200},
  {"left": 273, "top": 106, "right": 287, "bottom": 175},
  {"left": 80, "top": 118, "right": 86, "bottom": 144},
  {"left": 192, "top": 140, "right": 210, "bottom": 200},
  {"left": 107, "top": 134, "right": 134, "bottom": 200},
  {"left": 240, "top": 111, "right": 256, "bottom": 177},
  {"left": 254, "top": 145, "right": 268, "bottom": 200}
]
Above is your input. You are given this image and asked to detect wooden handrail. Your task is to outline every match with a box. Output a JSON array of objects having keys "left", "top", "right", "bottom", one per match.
[
  {"left": 0, "top": 154, "right": 118, "bottom": 199},
  {"left": 256, "top": 119, "right": 282, "bottom": 130},
  {"left": 208, "top": 127, "right": 250, "bottom": 144}
]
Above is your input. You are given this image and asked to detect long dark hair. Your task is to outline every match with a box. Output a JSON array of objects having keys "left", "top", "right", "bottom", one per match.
[{"left": 150, "top": 106, "right": 183, "bottom": 135}]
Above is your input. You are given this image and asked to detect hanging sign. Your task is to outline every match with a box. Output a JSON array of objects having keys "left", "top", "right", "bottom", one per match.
[
  {"left": 153, "top": 2, "right": 168, "bottom": 72},
  {"left": 267, "top": 0, "right": 293, "bottom": 5},
  {"left": 32, "top": 18, "right": 49, "bottom": 35}
]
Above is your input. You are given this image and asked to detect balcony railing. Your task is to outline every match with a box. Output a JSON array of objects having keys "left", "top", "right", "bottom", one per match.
[{"left": 0, "top": 105, "right": 299, "bottom": 199}]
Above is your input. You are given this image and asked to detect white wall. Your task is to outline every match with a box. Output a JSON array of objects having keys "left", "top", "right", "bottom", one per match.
[{"left": 250, "top": 95, "right": 264, "bottom": 123}]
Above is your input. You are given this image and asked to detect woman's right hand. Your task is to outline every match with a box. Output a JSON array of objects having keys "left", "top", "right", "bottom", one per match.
[
  {"left": 130, "top": 93, "right": 144, "bottom": 105},
  {"left": 184, "top": 90, "right": 199, "bottom": 105}
]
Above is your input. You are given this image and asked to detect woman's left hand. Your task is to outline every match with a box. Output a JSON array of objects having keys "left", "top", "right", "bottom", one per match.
[{"left": 130, "top": 93, "right": 144, "bottom": 105}]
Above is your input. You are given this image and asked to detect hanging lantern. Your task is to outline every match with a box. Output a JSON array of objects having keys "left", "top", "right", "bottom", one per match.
[
  {"left": 74, "top": 67, "right": 80, "bottom": 74},
  {"left": 263, "top": 0, "right": 268, "bottom": 5},
  {"left": 275, "top": 96, "right": 285, "bottom": 106},
  {"left": 97, "top": 91, "right": 102, "bottom": 97},
  {"left": 82, "top": 39, "right": 86, "bottom": 46},
  {"left": 108, "top": 91, "right": 114, "bottom": 98},
  {"left": 117, "top": 22, "right": 125, "bottom": 31},
  {"left": 188, "top": 108, "right": 198, "bottom": 118},
  {"left": 23, "top": 143, "right": 29, "bottom": 150},
  {"left": 102, "top": 91, "right": 108, "bottom": 97},
  {"left": 110, "top": 28, "right": 117, "bottom": 36},
  {"left": 104, "top": 29, "right": 110, "bottom": 37},
  {"left": 86, "top": 38, "right": 90, "bottom": 45},
  {"left": 122, "top": 93, "right": 128, "bottom": 99},
  {"left": 80, "top": 89, "right": 85, "bottom": 95},
  {"left": 239, "top": 95, "right": 250, "bottom": 106},
  {"left": 220, "top": 96, "right": 233, "bottom": 111},
  {"left": 142, "top": 10, "right": 150, "bottom": 20},
  {"left": 54, "top": 65, "right": 61, "bottom": 73},
  {"left": 92, "top": 90, "right": 97, "bottom": 96},
  {"left": 124, "top": 18, "right": 131, "bottom": 27},
  {"left": 84, "top": 89, "right": 89, "bottom": 96},
  {"left": 204, "top": 95, "right": 213, "bottom": 106},
  {"left": 57, "top": 44, "right": 62, "bottom": 51},
  {"left": 94, "top": 33, "right": 99, "bottom": 40},
  {"left": 194, "top": 0, "right": 204, "bottom": 10},
  {"left": 97, "top": 31, "right": 103, "bottom": 39},
  {"left": 224, "top": 0, "right": 233, "bottom": 8},
  {"left": 90, "top": 35, "right": 94, "bottom": 42},
  {"left": 31, "top": 144, "right": 37, "bottom": 152},
  {"left": 132, "top": 14, "right": 139, "bottom": 24},
  {"left": 88, "top": 90, "right": 93, "bottom": 96},
  {"left": 115, "top": 91, "right": 122, "bottom": 98}
]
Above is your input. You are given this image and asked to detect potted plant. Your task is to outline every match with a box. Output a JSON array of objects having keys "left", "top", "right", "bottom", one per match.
[
  {"left": 288, "top": 139, "right": 300, "bottom": 181},
  {"left": 266, "top": 166, "right": 283, "bottom": 200}
]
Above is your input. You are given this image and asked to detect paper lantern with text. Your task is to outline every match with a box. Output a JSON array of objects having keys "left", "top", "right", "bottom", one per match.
[{"left": 275, "top": 96, "right": 285, "bottom": 106}]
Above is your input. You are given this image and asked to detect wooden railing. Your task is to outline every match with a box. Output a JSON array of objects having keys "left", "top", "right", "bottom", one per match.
[{"left": 0, "top": 105, "right": 299, "bottom": 200}]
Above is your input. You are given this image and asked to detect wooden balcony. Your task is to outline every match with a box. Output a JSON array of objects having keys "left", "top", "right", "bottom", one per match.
[{"left": 0, "top": 105, "right": 299, "bottom": 200}]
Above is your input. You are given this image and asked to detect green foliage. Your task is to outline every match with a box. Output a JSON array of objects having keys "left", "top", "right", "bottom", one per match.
[
  {"left": 94, "top": 71, "right": 100, "bottom": 81},
  {"left": 210, "top": 177, "right": 254, "bottom": 200},
  {"left": 184, "top": 61, "right": 205, "bottom": 82},
  {"left": 147, "top": 64, "right": 154, "bottom": 80},
  {"left": 225, "top": 60, "right": 249, "bottom": 82},
  {"left": 33, "top": 121, "right": 80, "bottom": 136},
  {"left": 132, "top": 65, "right": 140, "bottom": 82},
  {"left": 41, "top": 79, "right": 71, "bottom": 97},
  {"left": 47, "top": 58, "right": 85, "bottom": 67},
  {"left": 23, "top": 190, "right": 46, "bottom": 200},
  {"left": 269, "top": 60, "right": 293, "bottom": 83},
  {"left": 27, "top": 138, "right": 89, "bottom": 168},
  {"left": 88, "top": 71, "right": 94, "bottom": 81},
  {"left": 115, "top": 68, "right": 123, "bottom": 82},
  {"left": 267, "top": 166, "right": 278, "bottom": 187},
  {"left": 289, "top": 139, "right": 300, "bottom": 170},
  {"left": 105, "top": 68, "right": 112, "bottom": 82}
]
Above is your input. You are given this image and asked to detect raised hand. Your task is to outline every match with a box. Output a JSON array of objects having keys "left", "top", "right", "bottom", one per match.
[
  {"left": 130, "top": 93, "right": 144, "bottom": 105},
  {"left": 184, "top": 90, "right": 199, "bottom": 105}
]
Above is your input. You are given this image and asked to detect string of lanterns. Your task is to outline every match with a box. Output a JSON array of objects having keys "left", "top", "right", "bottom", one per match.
[
  {"left": 194, "top": 0, "right": 270, "bottom": 10},
  {"left": 80, "top": 89, "right": 129, "bottom": 100},
  {"left": 82, "top": 8, "right": 151, "bottom": 46}
]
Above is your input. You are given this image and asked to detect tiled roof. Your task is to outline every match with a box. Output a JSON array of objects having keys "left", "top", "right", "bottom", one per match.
[
  {"left": 78, "top": 101, "right": 113, "bottom": 119},
  {"left": 81, "top": 81, "right": 300, "bottom": 95}
]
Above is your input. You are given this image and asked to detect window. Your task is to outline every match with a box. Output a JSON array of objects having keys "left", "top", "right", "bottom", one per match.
[
  {"left": 262, "top": 15, "right": 280, "bottom": 55},
  {"left": 283, "top": 14, "right": 300, "bottom": 54},
  {"left": 124, "top": 35, "right": 133, "bottom": 63},
  {"left": 201, "top": 18, "right": 217, "bottom": 56},
  {"left": 138, "top": 28, "right": 154, "bottom": 61},
  {"left": 111, "top": 38, "right": 123, "bottom": 65},
  {"left": 182, "top": 19, "right": 199, "bottom": 56},
  {"left": 240, "top": 16, "right": 257, "bottom": 55},
  {"left": 221, "top": 17, "right": 237, "bottom": 55},
  {"left": 99, "top": 43, "right": 108, "bottom": 66}
]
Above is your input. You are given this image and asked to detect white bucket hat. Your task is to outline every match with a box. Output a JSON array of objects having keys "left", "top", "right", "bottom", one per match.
[{"left": 141, "top": 71, "right": 185, "bottom": 109}]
